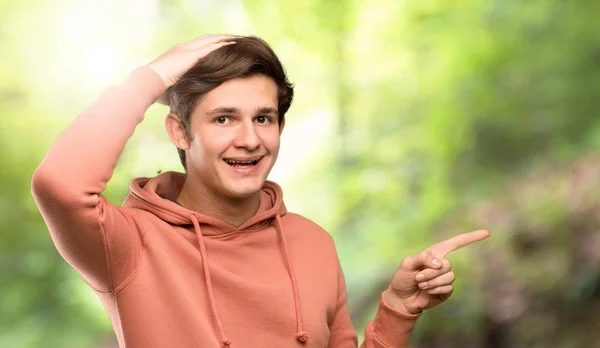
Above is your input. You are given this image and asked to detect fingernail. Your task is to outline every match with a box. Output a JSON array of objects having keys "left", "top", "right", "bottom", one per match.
[
  {"left": 432, "top": 258, "right": 441, "bottom": 267},
  {"left": 419, "top": 282, "right": 428, "bottom": 289},
  {"left": 416, "top": 273, "right": 425, "bottom": 281}
]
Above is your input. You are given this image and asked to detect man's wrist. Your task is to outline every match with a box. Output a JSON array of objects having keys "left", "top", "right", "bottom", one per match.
[{"left": 383, "top": 289, "right": 420, "bottom": 315}]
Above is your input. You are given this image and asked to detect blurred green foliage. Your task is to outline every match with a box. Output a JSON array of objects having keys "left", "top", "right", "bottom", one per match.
[{"left": 2, "top": 0, "right": 600, "bottom": 347}]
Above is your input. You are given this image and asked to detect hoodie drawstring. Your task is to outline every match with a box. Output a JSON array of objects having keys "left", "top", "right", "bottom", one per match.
[
  {"left": 190, "top": 214, "right": 308, "bottom": 346},
  {"left": 191, "top": 215, "right": 231, "bottom": 348},
  {"left": 275, "top": 214, "right": 309, "bottom": 343}
]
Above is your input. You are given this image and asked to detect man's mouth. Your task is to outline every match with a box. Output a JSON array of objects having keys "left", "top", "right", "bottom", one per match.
[{"left": 223, "top": 157, "right": 263, "bottom": 169}]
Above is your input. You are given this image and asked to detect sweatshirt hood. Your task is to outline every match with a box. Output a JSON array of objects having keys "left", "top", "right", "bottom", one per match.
[
  {"left": 123, "top": 171, "right": 287, "bottom": 233},
  {"left": 121, "top": 171, "right": 308, "bottom": 346}
]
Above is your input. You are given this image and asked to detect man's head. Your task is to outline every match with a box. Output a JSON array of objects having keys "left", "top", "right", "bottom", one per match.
[{"left": 165, "top": 36, "right": 293, "bottom": 199}]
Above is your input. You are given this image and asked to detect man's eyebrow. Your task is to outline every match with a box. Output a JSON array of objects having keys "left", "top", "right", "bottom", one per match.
[
  {"left": 206, "top": 107, "right": 278, "bottom": 116},
  {"left": 257, "top": 107, "right": 278, "bottom": 116},
  {"left": 207, "top": 107, "right": 239, "bottom": 115}
]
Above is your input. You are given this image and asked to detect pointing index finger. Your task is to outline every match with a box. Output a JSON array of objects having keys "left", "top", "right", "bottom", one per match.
[{"left": 429, "top": 229, "right": 490, "bottom": 258}]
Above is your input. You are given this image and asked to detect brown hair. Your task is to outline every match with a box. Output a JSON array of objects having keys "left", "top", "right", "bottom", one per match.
[{"left": 167, "top": 36, "right": 294, "bottom": 170}]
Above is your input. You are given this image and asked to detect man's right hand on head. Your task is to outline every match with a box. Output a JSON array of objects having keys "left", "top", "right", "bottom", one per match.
[{"left": 147, "top": 34, "right": 237, "bottom": 103}]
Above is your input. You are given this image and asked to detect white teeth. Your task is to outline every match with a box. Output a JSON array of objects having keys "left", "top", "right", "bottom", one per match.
[
  {"left": 224, "top": 158, "right": 259, "bottom": 164},
  {"left": 226, "top": 160, "right": 253, "bottom": 164}
]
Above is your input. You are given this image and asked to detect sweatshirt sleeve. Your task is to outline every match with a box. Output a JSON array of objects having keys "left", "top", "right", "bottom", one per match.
[
  {"left": 31, "top": 66, "right": 167, "bottom": 292},
  {"left": 328, "top": 262, "right": 420, "bottom": 348}
]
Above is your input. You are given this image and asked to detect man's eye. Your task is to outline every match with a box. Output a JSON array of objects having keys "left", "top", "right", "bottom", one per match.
[
  {"left": 256, "top": 116, "right": 271, "bottom": 124},
  {"left": 216, "top": 116, "right": 228, "bottom": 124}
]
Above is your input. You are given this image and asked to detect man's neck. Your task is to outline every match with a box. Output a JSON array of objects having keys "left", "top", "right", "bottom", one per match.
[{"left": 176, "top": 177, "right": 260, "bottom": 227}]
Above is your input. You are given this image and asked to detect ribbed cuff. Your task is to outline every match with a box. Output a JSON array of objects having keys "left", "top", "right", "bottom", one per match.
[{"left": 371, "top": 291, "right": 420, "bottom": 347}]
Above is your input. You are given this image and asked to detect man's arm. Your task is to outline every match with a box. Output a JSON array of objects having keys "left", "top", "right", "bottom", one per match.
[
  {"left": 31, "top": 35, "right": 237, "bottom": 291},
  {"left": 327, "top": 230, "right": 490, "bottom": 347},
  {"left": 327, "top": 260, "right": 419, "bottom": 348},
  {"left": 31, "top": 67, "right": 166, "bottom": 291}
]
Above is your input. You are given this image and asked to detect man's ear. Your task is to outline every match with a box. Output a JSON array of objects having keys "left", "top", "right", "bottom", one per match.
[
  {"left": 165, "top": 113, "right": 190, "bottom": 150},
  {"left": 279, "top": 117, "right": 286, "bottom": 135}
]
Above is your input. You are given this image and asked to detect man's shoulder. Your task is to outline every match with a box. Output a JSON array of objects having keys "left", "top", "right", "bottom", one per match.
[
  {"left": 281, "top": 212, "right": 335, "bottom": 242},
  {"left": 282, "top": 212, "right": 324, "bottom": 228}
]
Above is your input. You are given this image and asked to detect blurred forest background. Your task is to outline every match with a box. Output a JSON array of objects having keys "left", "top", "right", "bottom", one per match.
[{"left": 2, "top": 0, "right": 600, "bottom": 347}]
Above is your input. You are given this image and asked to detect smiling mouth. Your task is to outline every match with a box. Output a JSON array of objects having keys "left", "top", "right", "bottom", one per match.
[{"left": 223, "top": 157, "right": 263, "bottom": 169}]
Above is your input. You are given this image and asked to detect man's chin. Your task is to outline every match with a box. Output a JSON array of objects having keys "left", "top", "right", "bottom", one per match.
[{"left": 222, "top": 180, "right": 266, "bottom": 199}]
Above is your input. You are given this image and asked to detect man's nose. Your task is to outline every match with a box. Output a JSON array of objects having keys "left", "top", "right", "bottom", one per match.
[{"left": 233, "top": 121, "right": 260, "bottom": 150}]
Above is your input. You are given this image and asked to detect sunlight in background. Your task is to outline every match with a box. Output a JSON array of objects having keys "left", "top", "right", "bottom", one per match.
[
  {"left": 41, "top": 0, "right": 158, "bottom": 92},
  {"left": 269, "top": 108, "right": 334, "bottom": 185}
]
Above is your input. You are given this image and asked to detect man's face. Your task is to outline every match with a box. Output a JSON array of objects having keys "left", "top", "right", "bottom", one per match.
[{"left": 185, "top": 74, "right": 283, "bottom": 199}]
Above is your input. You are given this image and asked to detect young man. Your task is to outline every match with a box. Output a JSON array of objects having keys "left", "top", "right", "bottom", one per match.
[{"left": 31, "top": 34, "right": 489, "bottom": 347}]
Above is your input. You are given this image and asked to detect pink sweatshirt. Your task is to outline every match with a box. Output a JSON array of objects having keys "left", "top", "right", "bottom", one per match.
[{"left": 31, "top": 66, "right": 419, "bottom": 347}]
